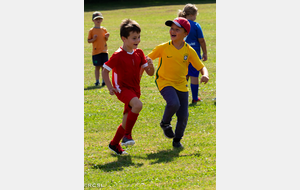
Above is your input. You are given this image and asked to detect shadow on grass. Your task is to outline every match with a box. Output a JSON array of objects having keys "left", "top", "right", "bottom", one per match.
[
  {"left": 189, "top": 102, "right": 201, "bottom": 107},
  {"left": 84, "top": 85, "right": 105, "bottom": 90},
  {"left": 91, "top": 154, "right": 143, "bottom": 172},
  {"left": 145, "top": 148, "right": 201, "bottom": 165}
]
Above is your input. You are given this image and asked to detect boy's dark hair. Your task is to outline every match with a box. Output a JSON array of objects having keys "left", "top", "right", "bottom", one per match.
[{"left": 120, "top": 19, "right": 141, "bottom": 38}]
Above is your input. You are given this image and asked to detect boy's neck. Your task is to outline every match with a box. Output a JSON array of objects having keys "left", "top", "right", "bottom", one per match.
[
  {"left": 122, "top": 45, "right": 134, "bottom": 54},
  {"left": 94, "top": 24, "right": 101, "bottom": 28},
  {"left": 172, "top": 40, "right": 185, "bottom": 50}
]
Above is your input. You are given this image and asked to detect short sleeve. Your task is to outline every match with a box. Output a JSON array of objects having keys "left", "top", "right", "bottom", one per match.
[
  {"left": 196, "top": 23, "right": 204, "bottom": 39},
  {"left": 102, "top": 27, "right": 108, "bottom": 34},
  {"left": 88, "top": 29, "right": 93, "bottom": 40},
  {"left": 147, "top": 44, "right": 162, "bottom": 60},
  {"left": 137, "top": 49, "right": 147, "bottom": 67},
  {"left": 104, "top": 52, "right": 118, "bottom": 71}
]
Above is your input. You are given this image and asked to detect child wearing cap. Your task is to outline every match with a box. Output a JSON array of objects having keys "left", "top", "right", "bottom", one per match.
[
  {"left": 147, "top": 17, "right": 209, "bottom": 148},
  {"left": 87, "top": 11, "right": 110, "bottom": 86},
  {"left": 102, "top": 19, "right": 155, "bottom": 155},
  {"left": 178, "top": 4, "right": 208, "bottom": 104}
]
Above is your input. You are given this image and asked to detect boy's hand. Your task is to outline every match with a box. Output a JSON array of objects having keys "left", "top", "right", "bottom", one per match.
[
  {"left": 200, "top": 75, "right": 209, "bottom": 84},
  {"left": 93, "top": 34, "right": 98, "bottom": 40},
  {"left": 202, "top": 53, "right": 207, "bottom": 61},
  {"left": 105, "top": 33, "right": 110, "bottom": 38},
  {"left": 144, "top": 56, "right": 155, "bottom": 76},
  {"left": 109, "top": 88, "right": 118, "bottom": 95},
  {"left": 145, "top": 56, "right": 153, "bottom": 69}
]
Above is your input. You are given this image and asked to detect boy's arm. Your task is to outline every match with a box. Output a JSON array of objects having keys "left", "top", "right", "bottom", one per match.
[
  {"left": 102, "top": 67, "right": 118, "bottom": 95},
  {"left": 139, "top": 57, "right": 155, "bottom": 79},
  {"left": 144, "top": 56, "right": 155, "bottom": 76},
  {"left": 88, "top": 34, "right": 98, "bottom": 43},
  {"left": 199, "top": 66, "right": 209, "bottom": 84},
  {"left": 198, "top": 38, "right": 207, "bottom": 61},
  {"left": 105, "top": 33, "right": 110, "bottom": 41},
  {"left": 139, "top": 68, "right": 145, "bottom": 80}
]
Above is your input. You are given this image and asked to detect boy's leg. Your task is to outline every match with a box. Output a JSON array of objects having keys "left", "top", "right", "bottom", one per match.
[
  {"left": 159, "top": 86, "right": 180, "bottom": 138},
  {"left": 100, "top": 66, "right": 105, "bottom": 86},
  {"left": 100, "top": 53, "right": 108, "bottom": 86},
  {"left": 122, "top": 97, "right": 141, "bottom": 146},
  {"left": 172, "top": 89, "right": 189, "bottom": 148},
  {"left": 190, "top": 76, "right": 200, "bottom": 102},
  {"left": 111, "top": 111, "right": 128, "bottom": 145},
  {"left": 188, "top": 63, "right": 201, "bottom": 102},
  {"left": 125, "top": 97, "right": 142, "bottom": 135},
  {"left": 95, "top": 66, "right": 101, "bottom": 85},
  {"left": 174, "top": 90, "right": 189, "bottom": 140},
  {"left": 110, "top": 123, "right": 125, "bottom": 145},
  {"left": 160, "top": 86, "right": 180, "bottom": 124},
  {"left": 109, "top": 122, "right": 128, "bottom": 155}
]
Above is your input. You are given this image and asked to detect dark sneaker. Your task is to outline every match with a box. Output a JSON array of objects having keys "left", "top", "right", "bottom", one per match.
[
  {"left": 109, "top": 142, "right": 128, "bottom": 155},
  {"left": 101, "top": 82, "right": 106, "bottom": 86},
  {"left": 173, "top": 141, "right": 184, "bottom": 149},
  {"left": 121, "top": 134, "right": 135, "bottom": 146},
  {"left": 95, "top": 82, "right": 100, "bottom": 86},
  {"left": 192, "top": 97, "right": 202, "bottom": 104},
  {"left": 160, "top": 121, "right": 175, "bottom": 138}
]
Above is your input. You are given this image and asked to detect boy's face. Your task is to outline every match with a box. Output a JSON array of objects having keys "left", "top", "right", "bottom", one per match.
[
  {"left": 93, "top": 18, "right": 103, "bottom": 26},
  {"left": 122, "top": 31, "right": 141, "bottom": 50},
  {"left": 169, "top": 23, "right": 188, "bottom": 41}
]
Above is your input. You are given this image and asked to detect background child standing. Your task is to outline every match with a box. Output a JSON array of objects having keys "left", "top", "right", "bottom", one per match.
[
  {"left": 178, "top": 4, "right": 208, "bottom": 104},
  {"left": 102, "top": 19, "right": 155, "bottom": 155},
  {"left": 87, "top": 11, "right": 110, "bottom": 86},
  {"left": 148, "top": 17, "right": 209, "bottom": 148}
]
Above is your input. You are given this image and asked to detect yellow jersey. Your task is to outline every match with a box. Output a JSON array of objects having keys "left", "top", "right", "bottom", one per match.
[
  {"left": 88, "top": 26, "right": 108, "bottom": 55},
  {"left": 148, "top": 41, "right": 205, "bottom": 92}
]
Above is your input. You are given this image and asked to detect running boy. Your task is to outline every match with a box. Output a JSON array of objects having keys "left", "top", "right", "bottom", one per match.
[
  {"left": 147, "top": 17, "right": 209, "bottom": 148},
  {"left": 103, "top": 19, "right": 155, "bottom": 155},
  {"left": 178, "top": 4, "right": 208, "bottom": 104},
  {"left": 87, "top": 11, "right": 110, "bottom": 86}
]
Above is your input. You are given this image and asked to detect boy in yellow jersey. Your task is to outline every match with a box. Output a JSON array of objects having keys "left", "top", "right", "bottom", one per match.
[
  {"left": 87, "top": 12, "right": 110, "bottom": 86},
  {"left": 148, "top": 17, "right": 209, "bottom": 148}
]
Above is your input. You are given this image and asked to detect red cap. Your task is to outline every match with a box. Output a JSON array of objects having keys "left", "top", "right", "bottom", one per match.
[{"left": 165, "top": 17, "right": 191, "bottom": 34}]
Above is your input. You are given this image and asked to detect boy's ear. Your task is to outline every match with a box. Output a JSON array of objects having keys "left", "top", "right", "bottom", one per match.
[{"left": 121, "top": 36, "right": 126, "bottom": 42}]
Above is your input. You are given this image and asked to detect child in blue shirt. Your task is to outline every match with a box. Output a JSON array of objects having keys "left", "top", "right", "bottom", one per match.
[{"left": 178, "top": 4, "right": 208, "bottom": 104}]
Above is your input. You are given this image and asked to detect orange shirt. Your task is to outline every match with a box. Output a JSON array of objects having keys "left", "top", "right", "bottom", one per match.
[{"left": 88, "top": 27, "right": 108, "bottom": 55}]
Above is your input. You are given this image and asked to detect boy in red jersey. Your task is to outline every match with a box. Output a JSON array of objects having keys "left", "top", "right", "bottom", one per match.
[{"left": 102, "top": 19, "right": 155, "bottom": 155}]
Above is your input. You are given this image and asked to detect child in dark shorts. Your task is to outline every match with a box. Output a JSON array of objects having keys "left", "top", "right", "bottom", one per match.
[{"left": 87, "top": 11, "right": 110, "bottom": 86}]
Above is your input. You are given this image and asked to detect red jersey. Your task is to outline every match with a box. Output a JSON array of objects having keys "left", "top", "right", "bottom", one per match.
[{"left": 103, "top": 47, "right": 148, "bottom": 95}]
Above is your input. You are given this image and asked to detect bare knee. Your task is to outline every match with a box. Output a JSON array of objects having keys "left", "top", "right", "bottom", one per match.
[
  {"left": 132, "top": 101, "right": 143, "bottom": 113},
  {"left": 130, "top": 98, "right": 143, "bottom": 113}
]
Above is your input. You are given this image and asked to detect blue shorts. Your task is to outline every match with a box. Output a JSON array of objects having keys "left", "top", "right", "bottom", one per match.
[
  {"left": 187, "top": 63, "right": 200, "bottom": 77},
  {"left": 92, "top": 53, "right": 108, "bottom": 66},
  {"left": 187, "top": 49, "right": 201, "bottom": 77}
]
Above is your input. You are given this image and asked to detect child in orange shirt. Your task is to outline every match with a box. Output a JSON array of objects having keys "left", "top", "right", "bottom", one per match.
[{"left": 87, "top": 12, "right": 110, "bottom": 86}]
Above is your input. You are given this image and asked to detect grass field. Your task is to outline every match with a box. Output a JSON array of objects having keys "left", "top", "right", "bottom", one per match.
[{"left": 84, "top": 2, "right": 216, "bottom": 189}]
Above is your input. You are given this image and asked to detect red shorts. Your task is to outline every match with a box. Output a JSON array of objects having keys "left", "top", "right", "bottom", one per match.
[{"left": 115, "top": 88, "right": 140, "bottom": 114}]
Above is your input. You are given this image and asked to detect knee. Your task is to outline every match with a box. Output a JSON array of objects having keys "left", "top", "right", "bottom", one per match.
[
  {"left": 167, "top": 101, "right": 180, "bottom": 111},
  {"left": 132, "top": 101, "right": 143, "bottom": 113}
]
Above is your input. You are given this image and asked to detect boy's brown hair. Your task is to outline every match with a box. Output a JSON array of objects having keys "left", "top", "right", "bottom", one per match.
[{"left": 120, "top": 19, "right": 141, "bottom": 38}]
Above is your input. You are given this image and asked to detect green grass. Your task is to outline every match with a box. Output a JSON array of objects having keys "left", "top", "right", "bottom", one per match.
[{"left": 84, "top": 3, "right": 216, "bottom": 190}]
